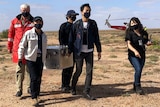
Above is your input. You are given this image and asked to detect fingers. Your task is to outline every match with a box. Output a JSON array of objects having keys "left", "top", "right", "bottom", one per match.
[
  {"left": 8, "top": 50, "right": 12, "bottom": 53},
  {"left": 136, "top": 54, "right": 141, "bottom": 58},
  {"left": 98, "top": 52, "right": 101, "bottom": 61}
]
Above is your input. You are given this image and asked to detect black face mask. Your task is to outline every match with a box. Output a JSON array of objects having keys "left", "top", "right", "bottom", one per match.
[
  {"left": 22, "top": 12, "right": 30, "bottom": 17},
  {"left": 130, "top": 24, "right": 138, "bottom": 30},
  {"left": 35, "top": 24, "right": 43, "bottom": 29},
  {"left": 84, "top": 12, "right": 90, "bottom": 18},
  {"left": 71, "top": 16, "right": 76, "bottom": 21}
]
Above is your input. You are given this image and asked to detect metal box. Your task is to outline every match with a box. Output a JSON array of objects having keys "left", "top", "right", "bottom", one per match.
[{"left": 45, "top": 45, "right": 73, "bottom": 69}]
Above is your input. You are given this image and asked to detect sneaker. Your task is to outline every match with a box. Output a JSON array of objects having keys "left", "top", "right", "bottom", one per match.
[
  {"left": 61, "top": 87, "right": 70, "bottom": 93},
  {"left": 16, "top": 90, "right": 22, "bottom": 97},
  {"left": 83, "top": 93, "right": 96, "bottom": 100},
  {"left": 32, "top": 98, "right": 39, "bottom": 106},
  {"left": 71, "top": 89, "right": 76, "bottom": 95}
]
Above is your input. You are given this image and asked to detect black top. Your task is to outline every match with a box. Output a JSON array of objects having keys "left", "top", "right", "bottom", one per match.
[
  {"left": 35, "top": 30, "right": 43, "bottom": 55},
  {"left": 125, "top": 31, "right": 148, "bottom": 58},
  {"left": 83, "top": 28, "right": 87, "bottom": 45},
  {"left": 59, "top": 22, "right": 73, "bottom": 45}
]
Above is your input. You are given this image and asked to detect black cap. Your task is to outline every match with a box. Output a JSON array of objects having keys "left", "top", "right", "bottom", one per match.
[
  {"left": 66, "top": 10, "right": 79, "bottom": 16},
  {"left": 33, "top": 16, "right": 43, "bottom": 21}
]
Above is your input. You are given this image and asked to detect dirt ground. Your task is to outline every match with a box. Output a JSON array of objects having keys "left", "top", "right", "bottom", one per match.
[{"left": 1, "top": 29, "right": 160, "bottom": 107}]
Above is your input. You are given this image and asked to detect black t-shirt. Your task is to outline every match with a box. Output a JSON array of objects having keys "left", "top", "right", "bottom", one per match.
[
  {"left": 125, "top": 31, "right": 148, "bottom": 58},
  {"left": 83, "top": 28, "right": 87, "bottom": 45}
]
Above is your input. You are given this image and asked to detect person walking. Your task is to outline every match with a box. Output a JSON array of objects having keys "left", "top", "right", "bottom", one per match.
[
  {"left": 125, "top": 17, "right": 151, "bottom": 95},
  {"left": 59, "top": 10, "right": 79, "bottom": 93},
  {"left": 7, "top": 3, "right": 34, "bottom": 97},
  {"left": 68, "top": 3, "right": 102, "bottom": 100},
  {"left": 18, "top": 16, "right": 47, "bottom": 106}
]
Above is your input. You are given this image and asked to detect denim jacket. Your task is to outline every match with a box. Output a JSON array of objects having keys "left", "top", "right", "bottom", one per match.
[{"left": 68, "top": 19, "right": 102, "bottom": 55}]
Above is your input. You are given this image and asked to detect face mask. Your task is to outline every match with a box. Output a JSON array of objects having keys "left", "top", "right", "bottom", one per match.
[
  {"left": 84, "top": 12, "right": 90, "bottom": 18},
  {"left": 71, "top": 16, "right": 76, "bottom": 21},
  {"left": 22, "top": 12, "right": 29, "bottom": 17},
  {"left": 35, "top": 24, "right": 42, "bottom": 29},
  {"left": 130, "top": 24, "right": 138, "bottom": 30}
]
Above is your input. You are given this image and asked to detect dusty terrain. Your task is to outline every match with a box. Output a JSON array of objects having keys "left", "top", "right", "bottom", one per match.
[{"left": 1, "top": 29, "right": 160, "bottom": 107}]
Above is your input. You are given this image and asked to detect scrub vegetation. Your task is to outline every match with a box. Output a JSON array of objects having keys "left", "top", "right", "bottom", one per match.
[{"left": 0, "top": 29, "right": 160, "bottom": 107}]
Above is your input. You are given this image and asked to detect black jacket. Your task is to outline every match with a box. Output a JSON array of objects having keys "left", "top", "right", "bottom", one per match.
[
  {"left": 68, "top": 19, "right": 102, "bottom": 55},
  {"left": 59, "top": 22, "right": 73, "bottom": 45}
]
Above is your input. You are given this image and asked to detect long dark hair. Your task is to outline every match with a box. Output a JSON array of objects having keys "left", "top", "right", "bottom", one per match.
[{"left": 126, "top": 17, "right": 144, "bottom": 35}]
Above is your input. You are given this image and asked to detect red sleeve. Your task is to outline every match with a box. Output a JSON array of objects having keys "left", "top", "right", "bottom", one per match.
[{"left": 7, "top": 19, "right": 15, "bottom": 51}]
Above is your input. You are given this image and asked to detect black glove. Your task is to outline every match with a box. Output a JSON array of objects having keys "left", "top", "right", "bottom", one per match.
[{"left": 18, "top": 60, "right": 23, "bottom": 67}]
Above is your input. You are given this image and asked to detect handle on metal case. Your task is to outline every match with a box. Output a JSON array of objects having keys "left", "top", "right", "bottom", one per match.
[{"left": 60, "top": 45, "right": 68, "bottom": 56}]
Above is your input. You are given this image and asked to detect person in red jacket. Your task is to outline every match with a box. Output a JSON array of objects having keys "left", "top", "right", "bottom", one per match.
[{"left": 7, "top": 3, "right": 34, "bottom": 97}]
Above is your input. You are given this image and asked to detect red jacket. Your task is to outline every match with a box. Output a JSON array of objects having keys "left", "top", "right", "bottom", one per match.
[{"left": 8, "top": 14, "right": 34, "bottom": 63}]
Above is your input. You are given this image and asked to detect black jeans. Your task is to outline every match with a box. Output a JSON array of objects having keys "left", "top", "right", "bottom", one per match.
[
  {"left": 62, "top": 66, "right": 74, "bottom": 88},
  {"left": 71, "top": 52, "right": 93, "bottom": 93},
  {"left": 26, "top": 57, "right": 43, "bottom": 99}
]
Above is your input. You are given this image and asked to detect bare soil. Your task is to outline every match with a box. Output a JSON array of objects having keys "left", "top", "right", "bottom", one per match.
[{"left": 1, "top": 29, "right": 160, "bottom": 107}]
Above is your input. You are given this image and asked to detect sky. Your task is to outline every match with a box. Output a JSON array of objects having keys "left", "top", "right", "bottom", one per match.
[{"left": 0, "top": 0, "right": 160, "bottom": 32}]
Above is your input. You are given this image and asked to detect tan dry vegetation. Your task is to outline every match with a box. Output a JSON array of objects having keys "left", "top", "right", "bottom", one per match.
[{"left": 0, "top": 29, "right": 160, "bottom": 107}]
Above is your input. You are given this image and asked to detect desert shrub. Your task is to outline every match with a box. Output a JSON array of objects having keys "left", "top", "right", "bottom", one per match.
[
  {"left": 148, "top": 45, "right": 160, "bottom": 52},
  {"left": 147, "top": 55, "right": 159, "bottom": 62},
  {"left": 109, "top": 54, "right": 117, "bottom": 58},
  {"left": 0, "top": 29, "right": 8, "bottom": 38}
]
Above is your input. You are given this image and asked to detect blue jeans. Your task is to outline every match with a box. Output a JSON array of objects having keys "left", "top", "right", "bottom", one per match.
[{"left": 128, "top": 56, "right": 145, "bottom": 86}]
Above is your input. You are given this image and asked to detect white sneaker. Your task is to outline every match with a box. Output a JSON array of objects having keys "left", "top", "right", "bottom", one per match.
[{"left": 32, "top": 98, "right": 39, "bottom": 106}]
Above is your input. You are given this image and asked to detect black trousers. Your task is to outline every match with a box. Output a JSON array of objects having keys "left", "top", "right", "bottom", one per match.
[
  {"left": 62, "top": 66, "right": 74, "bottom": 88},
  {"left": 71, "top": 52, "right": 93, "bottom": 93},
  {"left": 26, "top": 57, "right": 43, "bottom": 99}
]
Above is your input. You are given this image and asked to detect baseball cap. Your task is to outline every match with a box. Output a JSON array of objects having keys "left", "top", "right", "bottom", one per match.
[
  {"left": 66, "top": 10, "right": 79, "bottom": 16},
  {"left": 33, "top": 16, "right": 43, "bottom": 21}
]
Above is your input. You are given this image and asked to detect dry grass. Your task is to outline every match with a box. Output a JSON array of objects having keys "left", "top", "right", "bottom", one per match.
[{"left": 0, "top": 29, "right": 160, "bottom": 107}]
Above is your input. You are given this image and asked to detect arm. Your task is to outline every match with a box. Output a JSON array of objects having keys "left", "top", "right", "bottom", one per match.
[
  {"left": 7, "top": 20, "right": 15, "bottom": 53},
  {"left": 68, "top": 24, "right": 75, "bottom": 54},
  {"left": 58, "top": 24, "right": 64, "bottom": 45},
  {"left": 94, "top": 21, "right": 102, "bottom": 60},
  {"left": 143, "top": 31, "right": 152, "bottom": 46},
  {"left": 18, "top": 32, "right": 28, "bottom": 60}
]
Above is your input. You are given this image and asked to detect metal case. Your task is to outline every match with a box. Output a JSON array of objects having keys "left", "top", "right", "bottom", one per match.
[{"left": 45, "top": 45, "right": 73, "bottom": 69}]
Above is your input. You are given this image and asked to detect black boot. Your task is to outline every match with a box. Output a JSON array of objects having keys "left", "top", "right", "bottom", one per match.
[
  {"left": 71, "top": 87, "right": 76, "bottom": 95},
  {"left": 134, "top": 85, "right": 145, "bottom": 95},
  {"left": 83, "top": 91, "right": 96, "bottom": 100}
]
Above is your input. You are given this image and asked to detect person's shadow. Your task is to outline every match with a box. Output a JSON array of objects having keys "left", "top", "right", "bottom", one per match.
[
  {"left": 34, "top": 89, "right": 81, "bottom": 106},
  {"left": 39, "top": 95, "right": 81, "bottom": 106},
  {"left": 20, "top": 80, "right": 160, "bottom": 106},
  {"left": 90, "top": 80, "right": 160, "bottom": 98}
]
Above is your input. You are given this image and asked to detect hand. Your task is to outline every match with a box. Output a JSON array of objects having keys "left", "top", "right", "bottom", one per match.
[
  {"left": 98, "top": 52, "right": 101, "bottom": 61},
  {"left": 66, "top": 53, "right": 71, "bottom": 57},
  {"left": 8, "top": 50, "right": 12, "bottom": 53},
  {"left": 134, "top": 51, "right": 141, "bottom": 58},
  {"left": 18, "top": 60, "right": 23, "bottom": 67},
  {"left": 146, "top": 41, "right": 152, "bottom": 46}
]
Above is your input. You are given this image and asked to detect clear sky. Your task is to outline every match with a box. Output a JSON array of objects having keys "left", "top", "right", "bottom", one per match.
[{"left": 0, "top": 0, "right": 160, "bottom": 32}]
